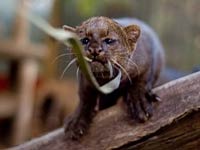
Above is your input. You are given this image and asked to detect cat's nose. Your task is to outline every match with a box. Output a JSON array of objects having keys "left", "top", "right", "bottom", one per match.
[{"left": 88, "top": 48, "right": 103, "bottom": 58}]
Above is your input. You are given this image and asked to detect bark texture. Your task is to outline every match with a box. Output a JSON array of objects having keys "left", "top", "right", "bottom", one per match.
[{"left": 8, "top": 72, "right": 200, "bottom": 150}]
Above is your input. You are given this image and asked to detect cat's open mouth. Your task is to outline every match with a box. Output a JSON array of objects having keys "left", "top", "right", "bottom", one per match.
[
  {"left": 91, "top": 61, "right": 120, "bottom": 81},
  {"left": 84, "top": 57, "right": 119, "bottom": 80}
]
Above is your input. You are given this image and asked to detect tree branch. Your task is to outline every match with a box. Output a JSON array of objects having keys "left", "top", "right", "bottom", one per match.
[{"left": 8, "top": 72, "right": 200, "bottom": 150}]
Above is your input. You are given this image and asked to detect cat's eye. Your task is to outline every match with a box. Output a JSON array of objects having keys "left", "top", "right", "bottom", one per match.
[
  {"left": 81, "top": 37, "right": 90, "bottom": 45},
  {"left": 104, "top": 38, "right": 116, "bottom": 45}
]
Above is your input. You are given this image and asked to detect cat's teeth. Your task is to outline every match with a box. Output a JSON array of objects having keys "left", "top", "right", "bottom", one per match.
[
  {"left": 84, "top": 57, "right": 92, "bottom": 62},
  {"left": 107, "top": 61, "right": 113, "bottom": 78}
]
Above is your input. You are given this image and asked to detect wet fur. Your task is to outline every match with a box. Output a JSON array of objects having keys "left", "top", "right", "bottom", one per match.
[{"left": 63, "top": 16, "right": 164, "bottom": 140}]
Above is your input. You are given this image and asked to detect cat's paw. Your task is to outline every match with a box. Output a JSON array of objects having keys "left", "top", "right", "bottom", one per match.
[
  {"left": 64, "top": 116, "right": 88, "bottom": 140},
  {"left": 145, "top": 90, "right": 161, "bottom": 102},
  {"left": 126, "top": 93, "right": 153, "bottom": 122}
]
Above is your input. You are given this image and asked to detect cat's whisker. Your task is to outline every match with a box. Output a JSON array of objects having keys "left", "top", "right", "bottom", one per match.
[
  {"left": 76, "top": 67, "right": 80, "bottom": 81},
  {"left": 113, "top": 55, "right": 140, "bottom": 76},
  {"left": 114, "top": 52, "right": 128, "bottom": 56},
  {"left": 107, "top": 60, "right": 113, "bottom": 78},
  {"left": 111, "top": 58, "right": 132, "bottom": 84},
  {"left": 52, "top": 53, "right": 75, "bottom": 64},
  {"left": 84, "top": 57, "right": 92, "bottom": 62},
  {"left": 60, "top": 58, "right": 77, "bottom": 79},
  {"left": 126, "top": 59, "right": 140, "bottom": 75},
  {"left": 114, "top": 50, "right": 130, "bottom": 55}
]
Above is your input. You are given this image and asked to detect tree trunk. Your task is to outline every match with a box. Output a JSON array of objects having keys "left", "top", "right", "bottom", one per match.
[{"left": 8, "top": 72, "right": 200, "bottom": 150}]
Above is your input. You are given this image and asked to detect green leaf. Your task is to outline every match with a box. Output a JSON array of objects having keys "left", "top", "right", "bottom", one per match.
[{"left": 25, "top": 13, "right": 121, "bottom": 94}]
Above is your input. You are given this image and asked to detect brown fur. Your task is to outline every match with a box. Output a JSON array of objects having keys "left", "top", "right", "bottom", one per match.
[{"left": 63, "top": 16, "right": 164, "bottom": 140}]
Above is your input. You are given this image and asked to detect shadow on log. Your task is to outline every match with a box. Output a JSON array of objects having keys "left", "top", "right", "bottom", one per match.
[{"left": 8, "top": 72, "right": 200, "bottom": 150}]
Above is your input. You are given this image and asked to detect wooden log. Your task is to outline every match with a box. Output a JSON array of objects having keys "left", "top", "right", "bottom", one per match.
[{"left": 8, "top": 71, "right": 200, "bottom": 150}]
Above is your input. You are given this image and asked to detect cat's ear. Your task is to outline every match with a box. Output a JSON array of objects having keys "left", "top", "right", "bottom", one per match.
[
  {"left": 124, "top": 25, "right": 140, "bottom": 43},
  {"left": 63, "top": 25, "right": 76, "bottom": 33}
]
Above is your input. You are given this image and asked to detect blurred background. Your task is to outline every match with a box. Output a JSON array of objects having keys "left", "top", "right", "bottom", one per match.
[{"left": 0, "top": 0, "right": 199, "bottom": 148}]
